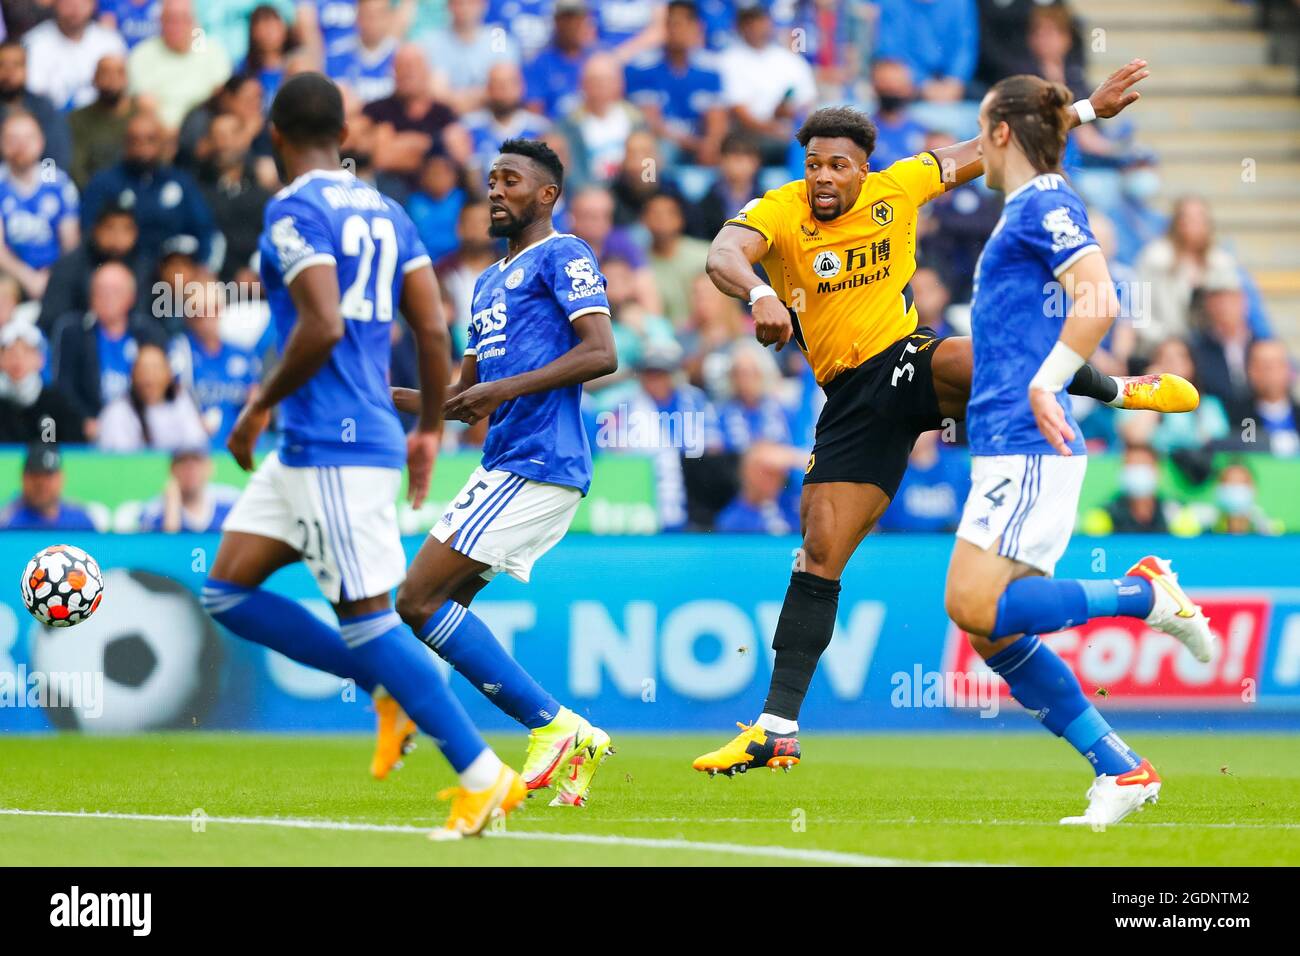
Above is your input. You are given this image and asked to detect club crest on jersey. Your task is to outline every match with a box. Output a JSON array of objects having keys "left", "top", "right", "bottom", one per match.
[
  {"left": 1042, "top": 206, "right": 1088, "bottom": 253},
  {"left": 565, "top": 256, "right": 604, "bottom": 301},
  {"left": 269, "top": 215, "right": 313, "bottom": 270},
  {"left": 505, "top": 266, "right": 525, "bottom": 289},
  {"left": 811, "top": 250, "right": 842, "bottom": 278},
  {"left": 870, "top": 200, "right": 893, "bottom": 226}
]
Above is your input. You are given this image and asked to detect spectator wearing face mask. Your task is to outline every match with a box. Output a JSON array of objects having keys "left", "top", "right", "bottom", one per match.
[
  {"left": 868, "top": 59, "right": 926, "bottom": 172},
  {"left": 1191, "top": 461, "right": 1282, "bottom": 536},
  {"left": 0, "top": 322, "right": 87, "bottom": 444},
  {"left": 1083, "top": 443, "right": 1179, "bottom": 535}
]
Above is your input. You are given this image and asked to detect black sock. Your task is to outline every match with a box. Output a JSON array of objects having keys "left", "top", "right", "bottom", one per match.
[
  {"left": 1066, "top": 363, "right": 1118, "bottom": 404},
  {"left": 762, "top": 570, "right": 842, "bottom": 721}
]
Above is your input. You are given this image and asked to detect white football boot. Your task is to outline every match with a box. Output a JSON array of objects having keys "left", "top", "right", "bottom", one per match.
[
  {"left": 1126, "top": 556, "right": 1217, "bottom": 664},
  {"left": 1060, "top": 759, "right": 1162, "bottom": 827}
]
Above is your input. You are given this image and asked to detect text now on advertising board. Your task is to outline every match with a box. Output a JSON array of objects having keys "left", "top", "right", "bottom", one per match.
[{"left": 0, "top": 533, "right": 1297, "bottom": 734}]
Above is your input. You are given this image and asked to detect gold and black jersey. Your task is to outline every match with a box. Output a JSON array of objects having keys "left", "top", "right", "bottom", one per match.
[{"left": 726, "top": 153, "right": 945, "bottom": 385}]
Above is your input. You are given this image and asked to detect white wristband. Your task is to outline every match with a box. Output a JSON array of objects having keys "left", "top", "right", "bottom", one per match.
[
  {"left": 1030, "top": 341, "right": 1087, "bottom": 393},
  {"left": 1073, "top": 98, "right": 1097, "bottom": 124},
  {"left": 748, "top": 284, "right": 777, "bottom": 306}
]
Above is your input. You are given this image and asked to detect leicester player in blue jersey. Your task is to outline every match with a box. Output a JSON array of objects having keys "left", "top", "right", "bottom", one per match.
[
  {"left": 944, "top": 74, "right": 1217, "bottom": 827},
  {"left": 392, "top": 139, "right": 620, "bottom": 807},
  {"left": 202, "top": 73, "right": 525, "bottom": 839}
]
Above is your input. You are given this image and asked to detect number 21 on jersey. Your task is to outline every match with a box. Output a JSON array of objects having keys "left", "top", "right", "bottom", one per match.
[{"left": 339, "top": 214, "right": 397, "bottom": 322}]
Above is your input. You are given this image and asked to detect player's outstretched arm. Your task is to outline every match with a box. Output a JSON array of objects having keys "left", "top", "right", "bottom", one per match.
[
  {"left": 227, "top": 263, "right": 344, "bottom": 471},
  {"left": 1028, "top": 250, "right": 1121, "bottom": 456},
  {"left": 706, "top": 224, "right": 793, "bottom": 350},
  {"left": 931, "top": 59, "right": 1150, "bottom": 191},
  {"left": 443, "top": 312, "right": 617, "bottom": 426},
  {"left": 399, "top": 264, "right": 452, "bottom": 508}
]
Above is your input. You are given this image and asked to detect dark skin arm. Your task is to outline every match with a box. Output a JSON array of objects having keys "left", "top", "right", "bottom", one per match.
[
  {"left": 393, "top": 350, "right": 474, "bottom": 416},
  {"left": 227, "top": 263, "right": 343, "bottom": 471},
  {"left": 399, "top": 264, "right": 452, "bottom": 508},
  {"left": 933, "top": 59, "right": 1150, "bottom": 189},
  {"left": 402, "top": 311, "right": 617, "bottom": 426}
]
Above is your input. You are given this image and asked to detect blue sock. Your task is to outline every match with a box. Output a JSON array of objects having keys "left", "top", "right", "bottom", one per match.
[
  {"left": 417, "top": 600, "right": 560, "bottom": 730},
  {"left": 340, "top": 609, "right": 487, "bottom": 773},
  {"left": 991, "top": 576, "right": 1154, "bottom": 638},
  {"left": 986, "top": 635, "right": 1141, "bottom": 775},
  {"left": 202, "top": 579, "right": 376, "bottom": 693}
]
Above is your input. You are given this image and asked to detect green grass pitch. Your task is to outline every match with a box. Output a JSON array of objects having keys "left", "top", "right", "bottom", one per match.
[{"left": 0, "top": 732, "right": 1295, "bottom": 866}]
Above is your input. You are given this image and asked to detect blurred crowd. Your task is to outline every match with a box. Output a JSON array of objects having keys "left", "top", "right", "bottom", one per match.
[{"left": 0, "top": 0, "right": 1295, "bottom": 535}]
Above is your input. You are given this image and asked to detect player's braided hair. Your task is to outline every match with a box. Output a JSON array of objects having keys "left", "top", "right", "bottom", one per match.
[
  {"left": 986, "top": 74, "right": 1073, "bottom": 174},
  {"left": 796, "top": 106, "right": 877, "bottom": 158}
]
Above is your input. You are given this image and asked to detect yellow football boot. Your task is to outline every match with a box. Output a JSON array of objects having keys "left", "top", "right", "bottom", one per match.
[
  {"left": 1112, "top": 373, "right": 1200, "bottom": 413},
  {"left": 429, "top": 765, "right": 527, "bottom": 841},
  {"left": 692, "top": 722, "right": 800, "bottom": 777},
  {"left": 370, "top": 693, "right": 417, "bottom": 780},
  {"left": 521, "top": 706, "right": 594, "bottom": 791}
]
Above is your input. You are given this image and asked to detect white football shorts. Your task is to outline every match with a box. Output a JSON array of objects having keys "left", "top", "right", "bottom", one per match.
[
  {"left": 223, "top": 451, "right": 405, "bottom": 602},
  {"left": 956, "top": 453, "right": 1088, "bottom": 575},
  {"left": 431, "top": 466, "right": 582, "bottom": 583}
]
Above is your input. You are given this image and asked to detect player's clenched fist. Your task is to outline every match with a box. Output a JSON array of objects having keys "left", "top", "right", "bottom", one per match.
[{"left": 752, "top": 295, "right": 793, "bottom": 350}]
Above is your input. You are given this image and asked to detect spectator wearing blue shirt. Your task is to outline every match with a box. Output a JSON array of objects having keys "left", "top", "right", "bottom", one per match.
[
  {"left": 714, "top": 441, "right": 800, "bottom": 534},
  {"left": 0, "top": 112, "right": 80, "bottom": 301},
  {"left": 0, "top": 443, "right": 98, "bottom": 532},
  {"left": 137, "top": 446, "right": 240, "bottom": 532},
  {"left": 717, "top": 343, "right": 792, "bottom": 452},
  {"left": 81, "top": 112, "right": 219, "bottom": 271},
  {"left": 168, "top": 278, "right": 261, "bottom": 450},
  {"left": 241, "top": 4, "right": 294, "bottom": 114},
  {"left": 594, "top": 0, "right": 666, "bottom": 60},
  {"left": 877, "top": 430, "right": 970, "bottom": 533},
  {"left": 486, "top": 0, "right": 552, "bottom": 61},
  {"left": 462, "top": 62, "right": 550, "bottom": 182},
  {"left": 49, "top": 261, "right": 167, "bottom": 425},
  {"left": 874, "top": 0, "right": 978, "bottom": 102},
  {"left": 99, "top": 0, "right": 163, "bottom": 49},
  {"left": 298, "top": 0, "right": 361, "bottom": 81},
  {"left": 869, "top": 59, "right": 927, "bottom": 172},
  {"left": 625, "top": 0, "right": 725, "bottom": 164},
  {"left": 407, "top": 155, "right": 468, "bottom": 264},
  {"left": 524, "top": 0, "right": 604, "bottom": 118},
  {"left": 334, "top": 0, "right": 399, "bottom": 105}
]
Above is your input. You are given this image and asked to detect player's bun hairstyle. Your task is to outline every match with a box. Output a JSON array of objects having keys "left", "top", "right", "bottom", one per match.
[
  {"left": 270, "top": 72, "right": 345, "bottom": 146},
  {"left": 986, "top": 74, "right": 1073, "bottom": 174},
  {"left": 499, "top": 138, "right": 566, "bottom": 193},
  {"left": 796, "top": 106, "right": 878, "bottom": 159}
]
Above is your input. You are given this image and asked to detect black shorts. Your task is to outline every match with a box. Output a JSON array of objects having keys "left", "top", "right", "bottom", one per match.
[{"left": 803, "top": 326, "right": 949, "bottom": 498}]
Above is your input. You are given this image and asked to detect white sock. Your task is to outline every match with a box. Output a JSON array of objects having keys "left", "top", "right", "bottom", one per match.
[
  {"left": 1105, "top": 375, "right": 1126, "bottom": 408},
  {"left": 459, "top": 749, "right": 504, "bottom": 791},
  {"left": 757, "top": 712, "right": 798, "bottom": 734}
]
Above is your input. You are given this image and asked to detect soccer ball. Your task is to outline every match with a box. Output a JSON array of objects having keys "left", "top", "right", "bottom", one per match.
[{"left": 20, "top": 544, "right": 105, "bottom": 627}]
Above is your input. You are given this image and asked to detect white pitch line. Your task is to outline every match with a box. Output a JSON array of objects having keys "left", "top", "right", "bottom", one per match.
[
  {"left": 600, "top": 817, "right": 1300, "bottom": 831},
  {"left": 0, "top": 808, "right": 990, "bottom": 867}
]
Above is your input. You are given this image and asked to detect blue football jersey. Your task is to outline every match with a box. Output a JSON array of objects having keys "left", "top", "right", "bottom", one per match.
[
  {"left": 259, "top": 169, "right": 431, "bottom": 469},
  {"left": 0, "top": 165, "right": 78, "bottom": 270},
  {"left": 467, "top": 233, "right": 610, "bottom": 493},
  {"left": 968, "top": 173, "right": 1099, "bottom": 457}
]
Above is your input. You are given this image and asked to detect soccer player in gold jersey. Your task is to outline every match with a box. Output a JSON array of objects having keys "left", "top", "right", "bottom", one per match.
[{"left": 693, "top": 60, "right": 1198, "bottom": 776}]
